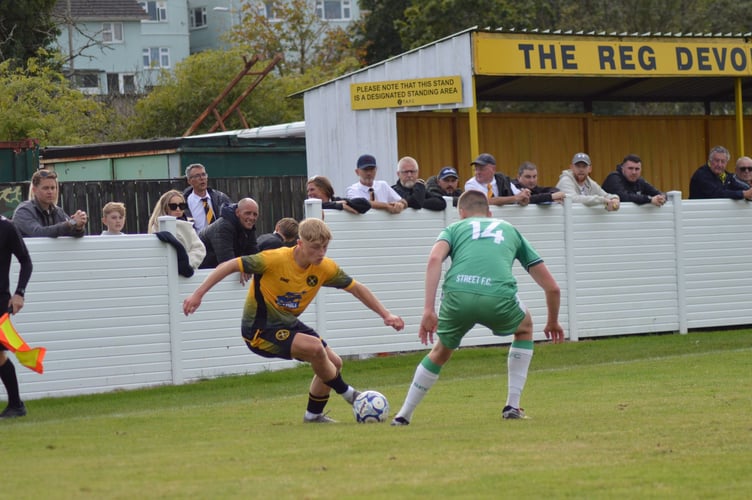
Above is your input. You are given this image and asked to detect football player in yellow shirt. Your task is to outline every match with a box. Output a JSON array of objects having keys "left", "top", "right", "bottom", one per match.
[{"left": 184, "top": 218, "right": 404, "bottom": 423}]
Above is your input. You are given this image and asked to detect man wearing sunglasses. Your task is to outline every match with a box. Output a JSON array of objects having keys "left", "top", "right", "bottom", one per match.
[
  {"left": 601, "top": 154, "right": 666, "bottom": 206},
  {"left": 182, "top": 163, "right": 232, "bottom": 232},
  {"left": 734, "top": 156, "right": 752, "bottom": 189}
]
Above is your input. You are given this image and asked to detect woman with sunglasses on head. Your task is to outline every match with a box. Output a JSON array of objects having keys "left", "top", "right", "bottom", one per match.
[
  {"left": 148, "top": 190, "right": 206, "bottom": 270},
  {"left": 12, "top": 169, "right": 87, "bottom": 237}
]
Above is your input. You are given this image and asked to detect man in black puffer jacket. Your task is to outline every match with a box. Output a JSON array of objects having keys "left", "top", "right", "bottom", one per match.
[
  {"left": 602, "top": 154, "right": 666, "bottom": 206},
  {"left": 198, "top": 198, "right": 259, "bottom": 268}
]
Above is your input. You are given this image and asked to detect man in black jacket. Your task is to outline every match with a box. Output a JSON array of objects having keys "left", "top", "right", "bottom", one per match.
[
  {"left": 198, "top": 198, "right": 259, "bottom": 268},
  {"left": 689, "top": 146, "right": 752, "bottom": 200},
  {"left": 392, "top": 156, "right": 446, "bottom": 211},
  {"left": 512, "top": 161, "right": 565, "bottom": 205},
  {"left": 426, "top": 166, "right": 463, "bottom": 207},
  {"left": 602, "top": 154, "right": 666, "bottom": 206}
]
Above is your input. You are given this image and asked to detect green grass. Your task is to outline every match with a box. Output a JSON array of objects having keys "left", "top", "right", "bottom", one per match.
[{"left": 3, "top": 330, "right": 752, "bottom": 499}]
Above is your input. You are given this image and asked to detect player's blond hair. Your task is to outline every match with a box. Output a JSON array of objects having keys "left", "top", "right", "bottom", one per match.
[{"left": 298, "top": 218, "right": 332, "bottom": 245}]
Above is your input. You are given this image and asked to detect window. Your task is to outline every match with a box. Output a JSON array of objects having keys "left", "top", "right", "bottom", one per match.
[
  {"left": 139, "top": 1, "right": 168, "bottom": 22},
  {"left": 316, "top": 0, "right": 350, "bottom": 20},
  {"left": 73, "top": 73, "right": 100, "bottom": 89},
  {"left": 189, "top": 7, "right": 207, "bottom": 28},
  {"left": 102, "top": 23, "right": 124, "bottom": 43},
  {"left": 107, "top": 73, "right": 137, "bottom": 94},
  {"left": 143, "top": 47, "right": 170, "bottom": 68},
  {"left": 263, "top": 1, "right": 280, "bottom": 20}
]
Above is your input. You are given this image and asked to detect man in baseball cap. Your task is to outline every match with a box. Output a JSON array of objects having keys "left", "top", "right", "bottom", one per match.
[
  {"left": 345, "top": 154, "right": 407, "bottom": 214},
  {"left": 425, "top": 166, "right": 462, "bottom": 207},
  {"left": 465, "top": 153, "right": 530, "bottom": 206},
  {"left": 556, "top": 152, "right": 620, "bottom": 211}
]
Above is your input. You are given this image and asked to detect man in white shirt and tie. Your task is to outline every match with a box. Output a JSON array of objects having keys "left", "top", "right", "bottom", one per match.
[
  {"left": 346, "top": 154, "right": 407, "bottom": 214},
  {"left": 182, "top": 163, "right": 233, "bottom": 231},
  {"left": 464, "top": 153, "right": 530, "bottom": 206}
]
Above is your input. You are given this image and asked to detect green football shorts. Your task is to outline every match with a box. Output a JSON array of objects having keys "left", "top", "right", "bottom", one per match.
[{"left": 436, "top": 291, "right": 526, "bottom": 349}]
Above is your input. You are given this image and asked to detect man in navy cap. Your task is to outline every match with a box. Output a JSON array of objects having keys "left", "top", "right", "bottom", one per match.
[
  {"left": 464, "top": 153, "right": 530, "bottom": 206},
  {"left": 345, "top": 154, "right": 407, "bottom": 214},
  {"left": 426, "top": 166, "right": 463, "bottom": 206}
]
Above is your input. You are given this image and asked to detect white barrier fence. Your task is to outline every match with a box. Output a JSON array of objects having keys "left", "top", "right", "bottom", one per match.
[{"left": 9, "top": 193, "right": 752, "bottom": 400}]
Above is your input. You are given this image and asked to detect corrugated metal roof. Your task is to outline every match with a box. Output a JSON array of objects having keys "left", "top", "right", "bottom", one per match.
[{"left": 477, "top": 27, "right": 752, "bottom": 38}]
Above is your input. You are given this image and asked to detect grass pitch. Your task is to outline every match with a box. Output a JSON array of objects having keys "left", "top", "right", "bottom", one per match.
[{"left": 3, "top": 330, "right": 751, "bottom": 499}]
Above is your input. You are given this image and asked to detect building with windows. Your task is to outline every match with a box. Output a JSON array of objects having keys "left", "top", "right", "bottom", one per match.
[
  {"left": 188, "top": 0, "right": 360, "bottom": 53},
  {"left": 53, "top": 0, "right": 191, "bottom": 94},
  {"left": 52, "top": 0, "right": 358, "bottom": 93}
]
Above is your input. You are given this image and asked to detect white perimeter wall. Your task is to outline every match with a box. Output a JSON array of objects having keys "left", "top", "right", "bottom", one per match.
[{"left": 9, "top": 193, "right": 752, "bottom": 400}]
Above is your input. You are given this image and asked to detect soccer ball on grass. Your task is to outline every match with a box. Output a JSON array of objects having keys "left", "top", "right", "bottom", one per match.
[{"left": 352, "top": 390, "right": 389, "bottom": 423}]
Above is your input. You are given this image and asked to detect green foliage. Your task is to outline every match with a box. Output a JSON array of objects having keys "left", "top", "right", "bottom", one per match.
[
  {"left": 363, "top": 0, "right": 752, "bottom": 62},
  {"left": 397, "top": 0, "right": 540, "bottom": 50},
  {"left": 0, "top": 0, "right": 59, "bottom": 67},
  {"left": 126, "top": 48, "right": 306, "bottom": 139},
  {"left": 230, "top": 0, "right": 359, "bottom": 77},
  {"left": 2, "top": 331, "right": 751, "bottom": 497},
  {"left": 354, "top": 0, "right": 411, "bottom": 65},
  {"left": 126, "top": 1, "right": 364, "bottom": 141},
  {"left": 0, "top": 54, "right": 110, "bottom": 145}
]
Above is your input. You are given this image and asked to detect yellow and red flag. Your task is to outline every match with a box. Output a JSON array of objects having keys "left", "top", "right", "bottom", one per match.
[{"left": 0, "top": 313, "right": 45, "bottom": 374}]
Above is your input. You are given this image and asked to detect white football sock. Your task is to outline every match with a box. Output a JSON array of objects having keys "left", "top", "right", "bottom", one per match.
[
  {"left": 506, "top": 345, "right": 533, "bottom": 409},
  {"left": 395, "top": 362, "right": 440, "bottom": 422}
]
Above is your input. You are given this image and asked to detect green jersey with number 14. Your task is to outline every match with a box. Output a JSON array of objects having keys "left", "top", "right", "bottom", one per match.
[{"left": 438, "top": 216, "right": 542, "bottom": 299}]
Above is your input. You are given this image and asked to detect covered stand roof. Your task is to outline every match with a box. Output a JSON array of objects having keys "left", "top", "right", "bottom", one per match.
[{"left": 472, "top": 28, "right": 752, "bottom": 104}]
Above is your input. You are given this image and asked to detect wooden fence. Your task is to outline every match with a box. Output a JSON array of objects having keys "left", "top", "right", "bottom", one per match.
[{"left": 1, "top": 176, "right": 308, "bottom": 235}]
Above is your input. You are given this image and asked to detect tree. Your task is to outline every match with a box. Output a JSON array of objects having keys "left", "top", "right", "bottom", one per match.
[
  {"left": 125, "top": 48, "right": 311, "bottom": 139},
  {"left": 0, "top": 55, "right": 111, "bottom": 145},
  {"left": 353, "top": 0, "right": 411, "bottom": 65},
  {"left": 0, "top": 0, "right": 59, "bottom": 67},
  {"left": 229, "top": 0, "right": 358, "bottom": 76},
  {"left": 396, "top": 0, "right": 539, "bottom": 50}
]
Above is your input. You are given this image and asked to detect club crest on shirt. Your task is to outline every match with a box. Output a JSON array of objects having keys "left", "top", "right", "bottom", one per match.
[
  {"left": 275, "top": 329, "right": 290, "bottom": 341},
  {"left": 306, "top": 275, "right": 318, "bottom": 287}
]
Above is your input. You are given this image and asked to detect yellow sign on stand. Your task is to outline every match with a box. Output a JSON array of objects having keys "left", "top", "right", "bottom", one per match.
[
  {"left": 474, "top": 32, "right": 752, "bottom": 77},
  {"left": 351, "top": 76, "right": 463, "bottom": 110}
]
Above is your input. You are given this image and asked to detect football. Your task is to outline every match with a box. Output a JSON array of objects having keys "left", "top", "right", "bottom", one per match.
[{"left": 352, "top": 390, "right": 390, "bottom": 423}]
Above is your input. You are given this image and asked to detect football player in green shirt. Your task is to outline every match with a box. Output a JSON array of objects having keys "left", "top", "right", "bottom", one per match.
[{"left": 392, "top": 190, "right": 564, "bottom": 425}]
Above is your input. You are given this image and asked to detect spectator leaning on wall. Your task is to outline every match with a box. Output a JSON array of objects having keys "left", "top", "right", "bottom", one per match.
[
  {"left": 689, "top": 146, "right": 752, "bottom": 200},
  {"left": 601, "top": 154, "right": 666, "bottom": 206},
  {"left": 556, "top": 153, "right": 620, "bottom": 211},
  {"left": 465, "top": 153, "right": 530, "bottom": 206},
  {"left": 12, "top": 169, "right": 87, "bottom": 237},
  {"left": 426, "top": 166, "right": 463, "bottom": 207},
  {"left": 391, "top": 156, "right": 447, "bottom": 211}
]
